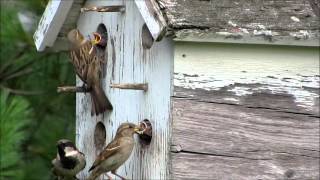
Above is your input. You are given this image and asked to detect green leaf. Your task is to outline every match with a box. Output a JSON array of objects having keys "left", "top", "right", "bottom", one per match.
[{"left": 0, "top": 91, "right": 32, "bottom": 179}]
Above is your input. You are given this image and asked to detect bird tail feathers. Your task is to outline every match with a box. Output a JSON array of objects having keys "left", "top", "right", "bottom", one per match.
[{"left": 90, "top": 85, "right": 113, "bottom": 116}]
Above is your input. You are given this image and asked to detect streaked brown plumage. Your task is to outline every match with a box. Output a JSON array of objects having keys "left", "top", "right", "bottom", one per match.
[
  {"left": 87, "top": 123, "right": 143, "bottom": 180},
  {"left": 67, "top": 29, "right": 112, "bottom": 116}
]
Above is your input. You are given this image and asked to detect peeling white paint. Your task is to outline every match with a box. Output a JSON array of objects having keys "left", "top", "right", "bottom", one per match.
[
  {"left": 174, "top": 42, "right": 319, "bottom": 110},
  {"left": 228, "top": 20, "right": 237, "bottom": 27},
  {"left": 290, "top": 16, "right": 300, "bottom": 22},
  {"left": 224, "top": 97, "right": 239, "bottom": 102},
  {"left": 228, "top": 87, "right": 253, "bottom": 96},
  {"left": 223, "top": 98, "right": 239, "bottom": 102},
  {"left": 239, "top": 28, "right": 249, "bottom": 34},
  {"left": 290, "top": 30, "right": 309, "bottom": 39},
  {"left": 216, "top": 32, "right": 234, "bottom": 36},
  {"left": 253, "top": 30, "right": 273, "bottom": 36},
  {"left": 257, "top": 24, "right": 266, "bottom": 30}
]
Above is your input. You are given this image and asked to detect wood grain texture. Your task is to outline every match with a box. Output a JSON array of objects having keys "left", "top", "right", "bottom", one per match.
[
  {"left": 171, "top": 42, "right": 319, "bottom": 179},
  {"left": 75, "top": 0, "right": 173, "bottom": 179},
  {"left": 159, "top": 0, "right": 320, "bottom": 45},
  {"left": 34, "top": 0, "right": 319, "bottom": 51},
  {"left": 171, "top": 97, "right": 320, "bottom": 180}
]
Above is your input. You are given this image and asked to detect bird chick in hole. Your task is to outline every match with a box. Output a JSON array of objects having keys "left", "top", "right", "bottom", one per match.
[
  {"left": 88, "top": 123, "right": 144, "bottom": 180},
  {"left": 52, "top": 139, "right": 86, "bottom": 180}
]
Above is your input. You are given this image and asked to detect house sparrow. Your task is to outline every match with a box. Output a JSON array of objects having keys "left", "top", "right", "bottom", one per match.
[
  {"left": 87, "top": 123, "right": 143, "bottom": 180},
  {"left": 52, "top": 139, "right": 86, "bottom": 180},
  {"left": 67, "top": 29, "right": 112, "bottom": 116}
]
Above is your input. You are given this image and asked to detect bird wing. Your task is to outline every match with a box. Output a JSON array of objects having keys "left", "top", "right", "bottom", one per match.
[
  {"left": 69, "top": 41, "right": 94, "bottom": 84},
  {"left": 88, "top": 139, "right": 121, "bottom": 172}
]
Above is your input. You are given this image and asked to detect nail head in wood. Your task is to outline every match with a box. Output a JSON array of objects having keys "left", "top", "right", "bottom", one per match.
[
  {"left": 110, "top": 83, "right": 148, "bottom": 91},
  {"left": 81, "top": 6, "right": 125, "bottom": 13}
]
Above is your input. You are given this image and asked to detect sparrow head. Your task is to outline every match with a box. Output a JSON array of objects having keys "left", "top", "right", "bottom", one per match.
[
  {"left": 67, "top": 29, "right": 85, "bottom": 46},
  {"left": 115, "top": 123, "right": 144, "bottom": 138},
  {"left": 57, "top": 139, "right": 78, "bottom": 158}
]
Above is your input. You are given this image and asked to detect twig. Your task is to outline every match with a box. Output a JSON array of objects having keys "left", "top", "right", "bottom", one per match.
[
  {"left": 110, "top": 83, "right": 148, "bottom": 91},
  {"left": 57, "top": 86, "right": 91, "bottom": 93},
  {"left": 81, "top": 5, "right": 125, "bottom": 13},
  {"left": 0, "top": 85, "right": 44, "bottom": 95}
]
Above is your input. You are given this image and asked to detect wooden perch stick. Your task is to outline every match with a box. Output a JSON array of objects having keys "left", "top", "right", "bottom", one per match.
[
  {"left": 57, "top": 86, "right": 91, "bottom": 93},
  {"left": 110, "top": 83, "right": 148, "bottom": 91},
  {"left": 81, "top": 6, "right": 125, "bottom": 13}
]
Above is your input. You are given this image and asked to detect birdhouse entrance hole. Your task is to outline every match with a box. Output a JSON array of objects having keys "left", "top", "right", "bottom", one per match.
[
  {"left": 141, "top": 24, "right": 154, "bottom": 49},
  {"left": 95, "top": 23, "right": 108, "bottom": 49},
  {"left": 94, "top": 122, "right": 106, "bottom": 150},
  {"left": 139, "top": 119, "right": 152, "bottom": 146}
]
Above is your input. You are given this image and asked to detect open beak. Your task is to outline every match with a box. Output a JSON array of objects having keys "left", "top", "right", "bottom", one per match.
[
  {"left": 91, "top": 32, "right": 101, "bottom": 45},
  {"left": 134, "top": 126, "right": 144, "bottom": 135}
]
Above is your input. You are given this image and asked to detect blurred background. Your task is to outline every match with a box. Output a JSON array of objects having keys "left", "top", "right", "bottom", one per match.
[{"left": 1, "top": 0, "right": 76, "bottom": 179}]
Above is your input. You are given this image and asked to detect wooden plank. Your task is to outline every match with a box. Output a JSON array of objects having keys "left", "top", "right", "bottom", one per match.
[
  {"left": 134, "top": 0, "right": 167, "bottom": 41},
  {"left": 174, "top": 42, "right": 320, "bottom": 115},
  {"left": 171, "top": 152, "right": 319, "bottom": 180},
  {"left": 171, "top": 41, "right": 319, "bottom": 179},
  {"left": 33, "top": 0, "right": 74, "bottom": 51},
  {"left": 75, "top": 0, "right": 173, "bottom": 179},
  {"left": 160, "top": 0, "right": 319, "bottom": 46},
  {"left": 171, "top": 98, "right": 320, "bottom": 179}
]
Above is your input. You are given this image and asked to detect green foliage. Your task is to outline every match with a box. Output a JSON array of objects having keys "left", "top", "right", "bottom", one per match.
[
  {"left": 0, "top": 1, "right": 76, "bottom": 179},
  {"left": 0, "top": 91, "right": 31, "bottom": 179},
  {"left": 23, "top": 0, "right": 49, "bottom": 15}
]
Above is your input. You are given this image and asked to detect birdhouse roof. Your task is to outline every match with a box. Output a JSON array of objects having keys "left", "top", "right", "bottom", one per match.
[
  {"left": 33, "top": 0, "right": 319, "bottom": 51},
  {"left": 161, "top": 0, "right": 319, "bottom": 46}
]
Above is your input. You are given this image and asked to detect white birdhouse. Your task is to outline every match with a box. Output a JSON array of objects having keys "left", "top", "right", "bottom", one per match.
[{"left": 34, "top": 0, "right": 172, "bottom": 179}]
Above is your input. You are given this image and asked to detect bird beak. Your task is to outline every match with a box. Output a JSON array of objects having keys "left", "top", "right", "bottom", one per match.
[
  {"left": 91, "top": 32, "right": 101, "bottom": 45},
  {"left": 134, "top": 126, "right": 144, "bottom": 135}
]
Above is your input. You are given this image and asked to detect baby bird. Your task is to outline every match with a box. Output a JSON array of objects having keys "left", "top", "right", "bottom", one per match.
[
  {"left": 87, "top": 123, "right": 143, "bottom": 180},
  {"left": 52, "top": 139, "right": 86, "bottom": 180},
  {"left": 67, "top": 29, "right": 112, "bottom": 116}
]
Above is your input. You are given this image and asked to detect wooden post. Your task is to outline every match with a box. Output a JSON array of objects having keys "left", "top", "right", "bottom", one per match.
[{"left": 75, "top": 0, "right": 173, "bottom": 179}]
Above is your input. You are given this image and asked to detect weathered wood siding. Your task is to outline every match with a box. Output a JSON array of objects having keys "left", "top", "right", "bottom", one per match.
[
  {"left": 171, "top": 42, "right": 320, "bottom": 179},
  {"left": 75, "top": 0, "right": 173, "bottom": 179},
  {"left": 159, "top": 0, "right": 320, "bottom": 46}
]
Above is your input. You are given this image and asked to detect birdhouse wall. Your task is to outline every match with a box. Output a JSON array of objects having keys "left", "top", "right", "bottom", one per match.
[{"left": 75, "top": 0, "right": 173, "bottom": 179}]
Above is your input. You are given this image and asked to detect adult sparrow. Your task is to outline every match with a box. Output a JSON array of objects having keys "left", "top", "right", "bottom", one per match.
[
  {"left": 67, "top": 29, "right": 112, "bottom": 116},
  {"left": 87, "top": 123, "right": 143, "bottom": 180},
  {"left": 52, "top": 139, "right": 86, "bottom": 180}
]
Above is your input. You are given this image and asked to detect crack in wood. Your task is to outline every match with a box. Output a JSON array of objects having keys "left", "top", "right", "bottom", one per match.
[
  {"left": 172, "top": 95, "right": 320, "bottom": 117},
  {"left": 171, "top": 147, "right": 320, "bottom": 159},
  {"left": 274, "top": 151, "right": 320, "bottom": 159},
  {"left": 171, "top": 149, "right": 273, "bottom": 161}
]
